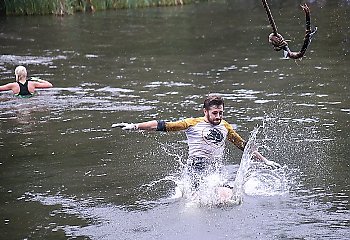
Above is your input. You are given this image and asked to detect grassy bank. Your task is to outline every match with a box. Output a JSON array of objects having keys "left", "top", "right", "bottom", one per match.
[{"left": 2, "top": 0, "right": 201, "bottom": 16}]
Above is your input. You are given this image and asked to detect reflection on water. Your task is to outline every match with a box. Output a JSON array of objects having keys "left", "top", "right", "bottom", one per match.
[{"left": 1, "top": 1, "right": 349, "bottom": 239}]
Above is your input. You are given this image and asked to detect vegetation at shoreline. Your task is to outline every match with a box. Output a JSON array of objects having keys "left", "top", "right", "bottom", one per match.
[{"left": 1, "top": 0, "right": 201, "bottom": 16}]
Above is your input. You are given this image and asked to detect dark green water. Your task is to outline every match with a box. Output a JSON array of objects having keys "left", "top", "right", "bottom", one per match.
[{"left": 0, "top": 1, "right": 349, "bottom": 239}]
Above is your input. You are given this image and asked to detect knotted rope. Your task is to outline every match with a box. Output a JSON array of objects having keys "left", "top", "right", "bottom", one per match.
[{"left": 261, "top": 0, "right": 317, "bottom": 59}]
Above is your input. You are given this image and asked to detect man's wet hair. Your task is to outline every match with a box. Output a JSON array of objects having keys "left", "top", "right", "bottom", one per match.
[{"left": 203, "top": 95, "right": 224, "bottom": 110}]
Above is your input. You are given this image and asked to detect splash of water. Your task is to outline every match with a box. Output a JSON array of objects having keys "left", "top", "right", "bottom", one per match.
[
  {"left": 231, "top": 126, "right": 289, "bottom": 203},
  {"left": 231, "top": 128, "right": 260, "bottom": 203},
  {"left": 141, "top": 125, "right": 290, "bottom": 208}
]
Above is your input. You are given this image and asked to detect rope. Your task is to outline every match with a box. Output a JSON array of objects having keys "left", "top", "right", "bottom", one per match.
[
  {"left": 261, "top": 0, "right": 278, "bottom": 36},
  {"left": 261, "top": 1, "right": 317, "bottom": 59}
]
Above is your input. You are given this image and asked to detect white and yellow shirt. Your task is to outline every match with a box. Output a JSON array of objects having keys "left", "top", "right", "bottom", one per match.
[{"left": 157, "top": 117, "right": 246, "bottom": 160}]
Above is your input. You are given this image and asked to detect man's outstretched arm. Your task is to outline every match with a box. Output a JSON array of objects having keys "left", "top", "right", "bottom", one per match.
[
  {"left": 253, "top": 151, "right": 281, "bottom": 168},
  {"left": 112, "top": 120, "right": 158, "bottom": 131}
]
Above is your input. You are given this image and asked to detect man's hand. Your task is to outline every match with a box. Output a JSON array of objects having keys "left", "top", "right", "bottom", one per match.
[
  {"left": 263, "top": 159, "right": 281, "bottom": 169},
  {"left": 111, "top": 123, "right": 138, "bottom": 130}
]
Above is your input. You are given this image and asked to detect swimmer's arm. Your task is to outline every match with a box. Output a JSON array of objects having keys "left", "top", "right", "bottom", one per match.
[
  {"left": 0, "top": 83, "right": 16, "bottom": 92},
  {"left": 253, "top": 151, "right": 281, "bottom": 168},
  {"left": 224, "top": 121, "right": 281, "bottom": 168},
  {"left": 112, "top": 119, "right": 190, "bottom": 131},
  {"left": 137, "top": 120, "right": 158, "bottom": 130},
  {"left": 32, "top": 79, "right": 53, "bottom": 88},
  {"left": 253, "top": 151, "right": 267, "bottom": 162},
  {"left": 112, "top": 120, "right": 158, "bottom": 131},
  {"left": 224, "top": 121, "right": 246, "bottom": 151}
]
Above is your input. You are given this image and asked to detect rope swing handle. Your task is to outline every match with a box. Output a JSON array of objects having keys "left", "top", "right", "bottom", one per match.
[{"left": 261, "top": 0, "right": 318, "bottom": 59}]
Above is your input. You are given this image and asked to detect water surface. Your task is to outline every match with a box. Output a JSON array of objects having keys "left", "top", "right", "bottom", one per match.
[{"left": 0, "top": 1, "right": 349, "bottom": 239}]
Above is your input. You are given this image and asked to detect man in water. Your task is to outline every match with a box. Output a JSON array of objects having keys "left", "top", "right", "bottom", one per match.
[
  {"left": 0, "top": 66, "right": 53, "bottom": 97},
  {"left": 113, "top": 95, "right": 280, "bottom": 202}
]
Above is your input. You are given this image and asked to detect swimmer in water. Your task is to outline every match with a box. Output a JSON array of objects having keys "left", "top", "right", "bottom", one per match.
[
  {"left": 0, "top": 66, "right": 53, "bottom": 97},
  {"left": 113, "top": 95, "right": 280, "bottom": 202}
]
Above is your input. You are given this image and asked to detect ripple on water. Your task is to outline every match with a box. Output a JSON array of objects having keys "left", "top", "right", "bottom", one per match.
[
  {"left": 144, "top": 81, "right": 192, "bottom": 88},
  {"left": 0, "top": 87, "right": 154, "bottom": 118},
  {"left": 0, "top": 54, "right": 67, "bottom": 65}
]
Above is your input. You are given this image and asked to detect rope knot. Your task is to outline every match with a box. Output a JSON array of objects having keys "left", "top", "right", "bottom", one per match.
[{"left": 268, "top": 33, "right": 288, "bottom": 51}]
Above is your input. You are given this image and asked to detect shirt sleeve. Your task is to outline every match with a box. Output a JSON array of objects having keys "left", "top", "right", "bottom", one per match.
[
  {"left": 157, "top": 118, "right": 203, "bottom": 132},
  {"left": 223, "top": 120, "right": 246, "bottom": 151}
]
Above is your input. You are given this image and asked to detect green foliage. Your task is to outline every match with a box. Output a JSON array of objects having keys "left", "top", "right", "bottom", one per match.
[
  {"left": 3, "top": 0, "right": 74, "bottom": 15},
  {"left": 3, "top": 0, "right": 201, "bottom": 15}
]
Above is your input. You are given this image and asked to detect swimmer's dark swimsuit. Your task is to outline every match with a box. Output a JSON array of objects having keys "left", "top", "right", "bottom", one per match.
[{"left": 16, "top": 81, "right": 33, "bottom": 98}]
